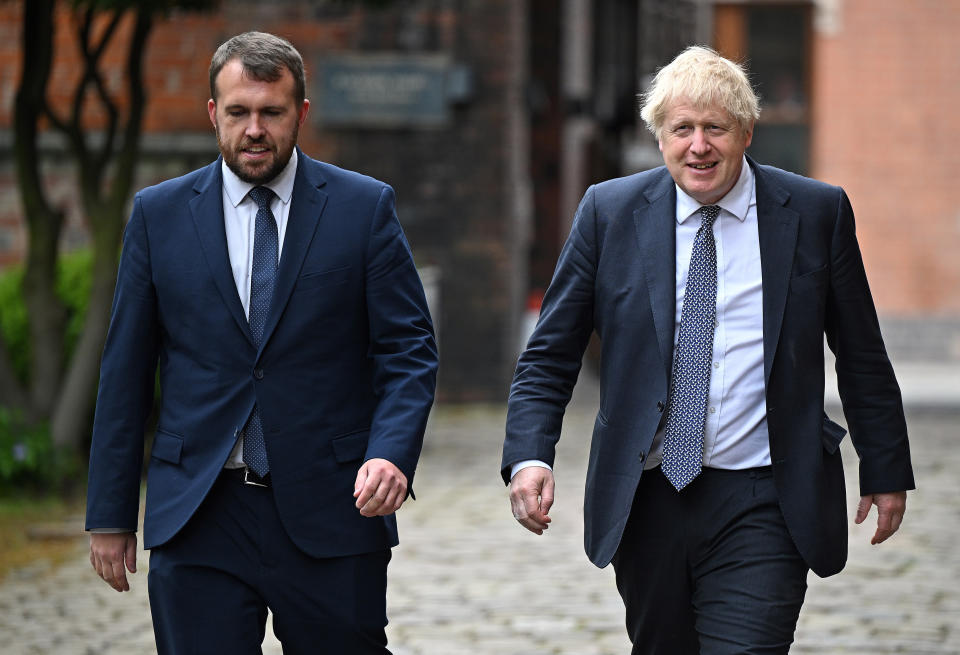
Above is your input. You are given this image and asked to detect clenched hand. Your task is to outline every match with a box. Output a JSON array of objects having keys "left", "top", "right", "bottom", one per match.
[
  {"left": 354, "top": 458, "right": 408, "bottom": 517},
  {"left": 509, "top": 466, "right": 554, "bottom": 535}
]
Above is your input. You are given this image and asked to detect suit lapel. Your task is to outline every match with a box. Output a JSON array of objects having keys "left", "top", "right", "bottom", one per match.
[
  {"left": 259, "top": 150, "right": 329, "bottom": 351},
  {"left": 634, "top": 171, "right": 677, "bottom": 380},
  {"left": 753, "top": 160, "right": 800, "bottom": 385},
  {"left": 190, "top": 159, "right": 254, "bottom": 344}
]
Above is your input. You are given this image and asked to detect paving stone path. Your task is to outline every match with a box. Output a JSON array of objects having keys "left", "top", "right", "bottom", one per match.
[{"left": 1, "top": 379, "right": 956, "bottom": 654}]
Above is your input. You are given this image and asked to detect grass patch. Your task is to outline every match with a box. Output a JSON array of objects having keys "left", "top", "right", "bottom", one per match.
[{"left": 0, "top": 495, "right": 86, "bottom": 581}]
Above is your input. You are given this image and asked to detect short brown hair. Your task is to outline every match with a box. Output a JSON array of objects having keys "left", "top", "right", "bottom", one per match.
[{"left": 209, "top": 31, "right": 306, "bottom": 104}]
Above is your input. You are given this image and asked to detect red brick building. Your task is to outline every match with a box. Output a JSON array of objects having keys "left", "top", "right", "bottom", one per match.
[
  {"left": 0, "top": 1, "right": 531, "bottom": 401},
  {"left": 0, "top": 0, "right": 957, "bottom": 401},
  {"left": 727, "top": 0, "right": 960, "bottom": 359}
]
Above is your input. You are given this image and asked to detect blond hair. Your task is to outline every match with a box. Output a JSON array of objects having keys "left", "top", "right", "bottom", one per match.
[{"left": 640, "top": 46, "right": 760, "bottom": 140}]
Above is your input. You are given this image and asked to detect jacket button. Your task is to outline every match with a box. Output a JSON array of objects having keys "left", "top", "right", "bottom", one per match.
[
  {"left": 254, "top": 368, "right": 264, "bottom": 380},
  {"left": 657, "top": 401, "right": 665, "bottom": 412}
]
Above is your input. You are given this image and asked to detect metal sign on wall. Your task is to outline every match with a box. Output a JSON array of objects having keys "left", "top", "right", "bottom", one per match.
[{"left": 315, "top": 54, "right": 471, "bottom": 128}]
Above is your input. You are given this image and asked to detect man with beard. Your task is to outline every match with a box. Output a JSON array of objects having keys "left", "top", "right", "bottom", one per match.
[{"left": 85, "top": 32, "right": 438, "bottom": 654}]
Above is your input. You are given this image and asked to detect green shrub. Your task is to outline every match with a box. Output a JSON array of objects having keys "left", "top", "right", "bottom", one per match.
[
  {"left": 0, "top": 250, "right": 93, "bottom": 491},
  {"left": 58, "top": 249, "right": 94, "bottom": 366},
  {"left": 0, "top": 407, "right": 79, "bottom": 495},
  {"left": 0, "top": 249, "right": 92, "bottom": 384}
]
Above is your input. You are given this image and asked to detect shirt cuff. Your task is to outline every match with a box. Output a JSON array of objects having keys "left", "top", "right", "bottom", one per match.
[{"left": 510, "top": 459, "right": 553, "bottom": 480}]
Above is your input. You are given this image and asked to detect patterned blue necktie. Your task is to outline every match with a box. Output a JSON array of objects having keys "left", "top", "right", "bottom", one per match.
[
  {"left": 661, "top": 205, "right": 720, "bottom": 491},
  {"left": 242, "top": 186, "right": 277, "bottom": 476}
]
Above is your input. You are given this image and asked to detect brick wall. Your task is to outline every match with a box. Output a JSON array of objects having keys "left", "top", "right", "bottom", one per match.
[
  {"left": 811, "top": 0, "right": 960, "bottom": 317},
  {"left": 0, "top": 0, "right": 531, "bottom": 400}
]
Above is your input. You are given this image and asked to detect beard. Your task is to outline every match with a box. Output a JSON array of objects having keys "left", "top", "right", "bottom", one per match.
[{"left": 215, "top": 122, "right": 298, "bottom": 186}]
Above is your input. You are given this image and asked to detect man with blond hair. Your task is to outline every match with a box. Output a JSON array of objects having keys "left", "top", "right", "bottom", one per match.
[{"left": 502, "top": 46, "right": 913, "bottom": 653}]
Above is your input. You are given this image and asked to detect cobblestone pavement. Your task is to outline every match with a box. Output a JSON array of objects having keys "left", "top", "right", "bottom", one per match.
[{"left": 0, "top": 378, "right": 957, "bottom": 654}]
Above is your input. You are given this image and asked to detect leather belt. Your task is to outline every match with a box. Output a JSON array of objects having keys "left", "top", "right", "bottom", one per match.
[{"left": 223, "top": 467, "right": 271, "bottom": 488}]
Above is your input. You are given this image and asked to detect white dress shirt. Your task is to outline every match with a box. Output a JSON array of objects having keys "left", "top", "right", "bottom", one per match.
[
  {"left": 645, "top": 157, "right": 770, "bottom": 470},
  {"left": 222, "top": 149, "right": 298, "bottom": 468},
  {"left": 512, "top": 157, "right": 770, "bottom": 480},
  {"left": 89, "top": 152, "right": 299, "bottom": 530}
]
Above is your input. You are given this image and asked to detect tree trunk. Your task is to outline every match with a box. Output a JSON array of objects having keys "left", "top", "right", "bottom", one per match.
[
  {"left": 50, "top": 208, "right": 123, "bottom": 448},
  {"left": 0, "top": 331, "right": 28, "bottom": 409},
  {"left": 13, "top": 0, "right": 67, "bottom": 420},
  {"left": 11, "top": 1, "right": 212, "bottom": 454},
  {"left": 50, "top": 8, "right": 154, "bottom": 449}
]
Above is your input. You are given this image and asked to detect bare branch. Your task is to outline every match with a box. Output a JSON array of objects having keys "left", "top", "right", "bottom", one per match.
[
  {"left": 14, "top": 0, "right": 59, "bottom": 226},
  {"left": 89, "top": 5, "right": 123, "bottom": 61},
  {"left": 86, "top": 10, "right": 124, "bottom": 174},
  {"left": 110, "top": 7, "right": 153, "bottom": 208},
  {"left": 68, "top": 7, "right": 96, "bottom": 136}
]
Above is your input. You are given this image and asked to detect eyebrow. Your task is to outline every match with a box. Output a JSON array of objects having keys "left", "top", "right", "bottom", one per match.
[
  {"left": 222, "top": 103, "right": 288, "bottom": 112},
  {"left": 670, "top": 116, "right": 730, "bottom": 126}
]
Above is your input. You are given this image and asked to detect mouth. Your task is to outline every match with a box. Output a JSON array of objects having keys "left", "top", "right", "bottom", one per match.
[
  {"left": 687, "top": 162, "right": 717, "bottom": 170},
  {"left": 240, "top": 144, "right": 272, "bottom": 159}
]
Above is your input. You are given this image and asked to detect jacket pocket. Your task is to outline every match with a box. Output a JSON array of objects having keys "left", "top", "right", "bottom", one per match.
[
  {"left": 151, "top": 430, "right": 184, "bottom": 464},
  {"left": 790, "top": 265, "right": 829, "bottom": 293},
  {"left": 332, "top": 429, "right": 370, "bottom": 464},
  {"left": 294, "top": 265, "right": 351, "bottom": 293},
  {"left": 821, "top": 416, "right": 848, "bottom": 454}
]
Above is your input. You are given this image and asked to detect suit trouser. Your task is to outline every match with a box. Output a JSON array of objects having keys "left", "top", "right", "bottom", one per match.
[
  {"left": 148, "top": 470, "right": 391, "bottom": 655},
  {"left": 611, "top": 465, "right": 808, "bottom": 655}
]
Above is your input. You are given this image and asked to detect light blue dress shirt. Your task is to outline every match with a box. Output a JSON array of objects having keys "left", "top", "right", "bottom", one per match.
[
  {"left": 221, "top": 149, "right": 298, "bottom": 468},
  {"left": 512, "top": 156, "right": 771, "bottom": 479}
]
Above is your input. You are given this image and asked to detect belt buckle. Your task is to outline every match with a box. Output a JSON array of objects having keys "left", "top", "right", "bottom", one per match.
[{"left": 243, "top": 468, "right": 269, "bottom": 488}]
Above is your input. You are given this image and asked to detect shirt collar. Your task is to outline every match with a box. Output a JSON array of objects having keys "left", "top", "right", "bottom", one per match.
[
  {"left": 675, "top": 155, "right": 754, "bottom": 224},
  {"left": 221, "top": 147, "right": 298, "bottom": 208}
]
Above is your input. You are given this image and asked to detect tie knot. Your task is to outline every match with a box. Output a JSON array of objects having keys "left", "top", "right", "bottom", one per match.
[
  {"left": 249, "top": 186, "right": 274, "bottom": 210},
  {"left": 700, "top": 205, "right": 720, "bottom": 226}
]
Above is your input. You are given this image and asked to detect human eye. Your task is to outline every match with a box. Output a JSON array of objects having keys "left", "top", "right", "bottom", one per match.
[{"left": 261, "top": 106, "right": 287, "bottom": 118}]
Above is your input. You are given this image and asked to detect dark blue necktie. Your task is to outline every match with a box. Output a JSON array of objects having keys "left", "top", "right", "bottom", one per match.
[
  {"left": 661, "top": 205, "right": 720, "bottom": 491},
  {"left": 242, "top": 186, "right": 277, "bottom": 476}
]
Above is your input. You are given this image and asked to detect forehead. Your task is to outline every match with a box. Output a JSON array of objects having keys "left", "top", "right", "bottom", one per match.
[
  {"left": 663, "top": 100, "right": 735, "bottom": 125},
  {"left": 214, "top": 59, "right": 296, "bottom": 104}
]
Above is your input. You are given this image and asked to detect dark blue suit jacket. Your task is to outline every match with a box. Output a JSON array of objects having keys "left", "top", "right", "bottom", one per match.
[
  {"left": 86, "top": 149, "right": 438, "bottom": 558},
  {"left": 502, "top": 158, "right": 914, "bottom": 576}
]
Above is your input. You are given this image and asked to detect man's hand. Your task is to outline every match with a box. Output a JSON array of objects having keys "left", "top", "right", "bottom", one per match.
[
  {"left": 354, "top": 458, "right": 408, "bottom": 517},
  {"left": 509, "top": 466, "right": 554, "bottom": 535},
  {"left": 90, "top": 532, "right": 138, "bottom": 592},
  {"left": 855, "top": 491, "right": 907, "bottom": 545}
]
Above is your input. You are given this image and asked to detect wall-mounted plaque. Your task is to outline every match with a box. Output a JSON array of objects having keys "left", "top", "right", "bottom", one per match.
[{"left": 316, "top": 54, "right": 471, "bottom": 128}]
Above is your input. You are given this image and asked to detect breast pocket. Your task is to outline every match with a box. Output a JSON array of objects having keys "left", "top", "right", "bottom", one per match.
[
  {"left": 789, "top": 265, "right": 829, "bottom": 294},
  {"left": 293, "top": 265, "right": 352, "bottom": 294}
]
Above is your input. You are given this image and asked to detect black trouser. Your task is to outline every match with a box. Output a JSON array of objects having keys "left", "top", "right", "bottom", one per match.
[
  {"left": 612, "top": 466, "right": 808, "bottom": 655},
  {"left": 148, "top": 471, "right": 391, "bottom": 655}
]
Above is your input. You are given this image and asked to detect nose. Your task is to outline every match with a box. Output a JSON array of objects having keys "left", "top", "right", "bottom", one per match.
[
  {"left": 245, "top": 114, "right": 265, "bottom": 139},
  {"left": 690, "top": 127, "right": 710, "bottom": 155}
]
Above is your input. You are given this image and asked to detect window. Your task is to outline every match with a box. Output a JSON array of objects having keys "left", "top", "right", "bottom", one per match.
[{"left": 715, "top": 3, "right": 812, "bottom": 174}]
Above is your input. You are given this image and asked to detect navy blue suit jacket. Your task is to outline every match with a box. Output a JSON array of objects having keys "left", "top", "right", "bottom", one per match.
[
  {"left": 86, "top": 149, "right": 438, "bottom": 558},
  {"left": 502, "top": 158, "right": 914, "bottom": 576}
]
